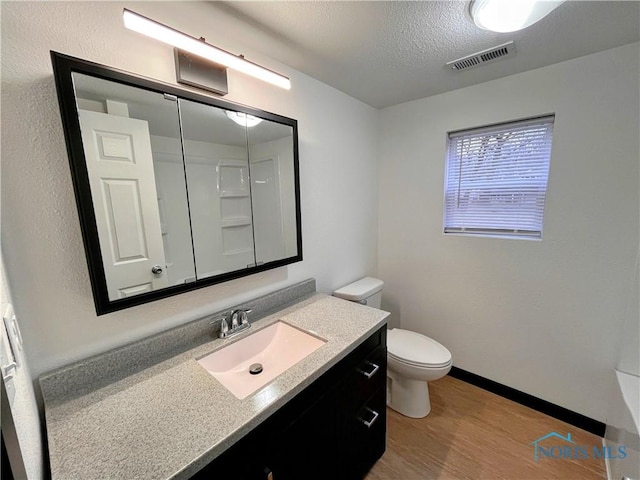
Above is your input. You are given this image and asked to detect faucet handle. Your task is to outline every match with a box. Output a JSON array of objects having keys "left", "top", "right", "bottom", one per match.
[
  {"left": 240, "top": 309, "right": 253, "bottom": 325},
  {"left": 209, "top": 314, "right": 227, "bottom": 325},
  {"left": 210, "top": 315, "right": 229, "bottom": 338},
  {"left": 231, "top": 311, "right": 239, "bottom": 329}
]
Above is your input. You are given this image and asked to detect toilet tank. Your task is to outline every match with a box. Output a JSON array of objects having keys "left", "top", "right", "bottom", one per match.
[{"left": 333, "top": 277, "right": 384, "bottom": 309}]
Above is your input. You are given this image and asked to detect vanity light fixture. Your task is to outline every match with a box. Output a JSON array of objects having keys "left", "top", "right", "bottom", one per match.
[
  {"left": 225, "top": 111, "right": 263, "bottom": 128},
  {"left": 469, "top": 0, "right": 565, "bottom": 33},
  {"left": 122, "top": 9, "right": 291, "bottom": 90}
]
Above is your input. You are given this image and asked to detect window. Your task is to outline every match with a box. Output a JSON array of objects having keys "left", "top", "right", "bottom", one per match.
[{"left": 444, "top": 115, "right": 554, "bottom": 239}]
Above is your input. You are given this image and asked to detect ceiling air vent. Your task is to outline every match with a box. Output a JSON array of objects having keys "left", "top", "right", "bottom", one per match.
[{"left": 447, "top": 41, "right": 516, "bottom": 71}]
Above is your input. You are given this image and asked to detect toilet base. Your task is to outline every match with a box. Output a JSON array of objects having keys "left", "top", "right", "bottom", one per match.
[{"left": 387, "top": 373, "right": 431, "bottom": 418}]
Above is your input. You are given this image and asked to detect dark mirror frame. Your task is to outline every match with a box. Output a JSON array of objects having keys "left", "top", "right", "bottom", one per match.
[{"left": 51, "top": 51, "right": 302, "bottom": 315}]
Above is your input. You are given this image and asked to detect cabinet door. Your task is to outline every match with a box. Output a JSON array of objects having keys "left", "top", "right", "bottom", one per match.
[
  {"left": 267, "top": 390, "right": 340, "bottom": 480},
  {"left": 191, "top": 442, "right": 270, "bottom": 480}
]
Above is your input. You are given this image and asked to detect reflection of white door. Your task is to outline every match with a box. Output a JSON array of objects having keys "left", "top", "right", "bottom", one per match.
[
  {"left": 78, "top": 110, "right": 168, "bottom": 300},
  {"left": 251, "top": 157, "right": 284, "bottom": 264}
]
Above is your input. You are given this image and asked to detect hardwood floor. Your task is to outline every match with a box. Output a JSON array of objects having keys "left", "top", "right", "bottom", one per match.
[{"left": 366, "top": 376, "right": 606, "bottom": 480}]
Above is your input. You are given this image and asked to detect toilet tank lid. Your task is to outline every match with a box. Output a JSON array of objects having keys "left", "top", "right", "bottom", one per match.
[{"left": 333, "top": 277, "right": 384, "bottom": 301}]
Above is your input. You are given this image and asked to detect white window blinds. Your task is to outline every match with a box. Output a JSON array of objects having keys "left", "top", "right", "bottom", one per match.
[{"left": 444, "top": 115, "right": 554, "bottom": 239}]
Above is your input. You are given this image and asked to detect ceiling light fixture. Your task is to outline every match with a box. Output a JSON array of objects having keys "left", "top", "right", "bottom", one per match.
[
  {"left": 226, "top": 111, "right": 263, "bottom": 128},
  {"left": 469, "top": 0, "right": 565, "bottom": 33},
  {"left": 122, "top": 9, "right": 291, "bottom": 90}
]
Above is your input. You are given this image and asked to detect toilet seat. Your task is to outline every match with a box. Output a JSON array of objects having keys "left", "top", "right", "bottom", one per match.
[
  {"left": 388, "top": 352, "right": 452, "bottom": 369},
  {"left": 387, "top": 328, "right": 452, "bottom": 368}
]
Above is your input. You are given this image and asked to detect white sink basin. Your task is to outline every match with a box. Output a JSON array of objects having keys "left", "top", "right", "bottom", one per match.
[{"left": 197, "top": 321, "right": 326, "bottom": 399}]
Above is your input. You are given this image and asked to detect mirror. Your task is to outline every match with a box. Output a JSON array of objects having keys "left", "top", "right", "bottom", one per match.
[
  {"left": 180, "top": 99, "right": 256, "bottom": 279},
  {"left": 52, "top": 52, "right": 302, "bottom": 315}
]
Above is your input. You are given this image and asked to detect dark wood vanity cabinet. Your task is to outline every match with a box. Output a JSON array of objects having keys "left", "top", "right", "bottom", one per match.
[{"left": 193, "top": 326, "right": 387, "bottom": 480}]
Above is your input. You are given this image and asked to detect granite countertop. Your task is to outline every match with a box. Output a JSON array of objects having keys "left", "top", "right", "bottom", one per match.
[{"left": 41, "top": 292, "right": 389, "bottom": 480}]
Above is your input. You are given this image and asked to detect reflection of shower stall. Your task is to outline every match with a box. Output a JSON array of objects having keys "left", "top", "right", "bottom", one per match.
[
  {"left": 151, "top": 137, "right": 257, "bottom": 281},
  {"left": 150, "top": 133, "right": 292, "bottom": 281},
  {"left": 186, "top": 155, "right": 256, "bottom": 278},
  {"left": 250, "top": 156, "right": 285, "bottom": 265},
  {"left": 218, "top": 160, "right": 256, "bottom": 270},
  {"left": 185, "top": 154, "right": 288, "bottom": 275}
]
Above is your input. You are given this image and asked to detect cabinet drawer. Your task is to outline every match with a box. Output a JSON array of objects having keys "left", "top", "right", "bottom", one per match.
[
  {"left": 337, "top": 386, "right": 387, "bottom": 478},
  {"left": 357, "top": 326, "right": 385, "bottom": 354},
  {"left": 347, "top": 346, "right": 386, "bottom": 412}
]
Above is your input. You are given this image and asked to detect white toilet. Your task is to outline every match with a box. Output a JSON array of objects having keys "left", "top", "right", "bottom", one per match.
[{"left": 333, "top": 277, "right": 452, "bottom": 419}]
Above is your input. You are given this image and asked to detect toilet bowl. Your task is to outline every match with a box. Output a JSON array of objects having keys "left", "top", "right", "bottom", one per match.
[
  {"left": 386, "top": 328, "right": 452, "bottom": 418},
  {"left": 333, "top": 277, "right": 452, "bottom": 419}
]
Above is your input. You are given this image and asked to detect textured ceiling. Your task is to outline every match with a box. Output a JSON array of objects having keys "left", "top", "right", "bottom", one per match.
[{"left": 209, "top": 1, "right": 640, "bottom": 108}]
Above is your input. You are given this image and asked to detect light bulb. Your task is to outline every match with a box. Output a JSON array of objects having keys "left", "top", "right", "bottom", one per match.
[
  {"left": 470, "top": 0, "right": 565, "bottom": 33},
  {"left": 226, "top": 111, "right": 263, "bottom": 128}
]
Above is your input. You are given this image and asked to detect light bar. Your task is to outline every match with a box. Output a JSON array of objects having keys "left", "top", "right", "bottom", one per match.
[{"left": 123, "top": 9, "right": 291, "bottom": 90}]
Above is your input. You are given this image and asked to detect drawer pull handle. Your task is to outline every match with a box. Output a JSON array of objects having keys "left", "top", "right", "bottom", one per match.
[
  {"left": 358, "top": 361, "right": 380, "bottom": 379},
  {"left": 360, "top": 407, "right": 380, "bottom": 429}
]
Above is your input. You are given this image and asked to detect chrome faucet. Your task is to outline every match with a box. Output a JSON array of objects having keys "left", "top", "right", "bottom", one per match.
[{"left": 211, "top": 308, "right": 253, "bottom": 339}]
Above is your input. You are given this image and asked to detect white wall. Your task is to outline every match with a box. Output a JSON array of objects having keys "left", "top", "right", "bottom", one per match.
[
  {"left": 0, "top": 1, "right": 379, "bottom": 379},
  {"left": 378, "top": 43, "right": 639, "bottom": 422}
]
